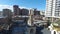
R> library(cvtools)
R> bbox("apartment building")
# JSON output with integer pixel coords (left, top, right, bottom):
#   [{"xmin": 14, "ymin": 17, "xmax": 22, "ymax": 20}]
[{"xmin": 45, "ymin": 0, "xmax": 60, "ymax": 22}]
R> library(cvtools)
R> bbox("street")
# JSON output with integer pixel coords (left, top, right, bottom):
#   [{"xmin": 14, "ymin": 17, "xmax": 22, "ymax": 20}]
[{"xmin": 42, "ymin": 28, "xmax": 51, "ymax": 34}]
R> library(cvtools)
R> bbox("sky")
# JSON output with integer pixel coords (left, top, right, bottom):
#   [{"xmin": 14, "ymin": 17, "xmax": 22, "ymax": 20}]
[{"xmin": 0, "ymin": 0, "xmax": 46, "ymax": 11}]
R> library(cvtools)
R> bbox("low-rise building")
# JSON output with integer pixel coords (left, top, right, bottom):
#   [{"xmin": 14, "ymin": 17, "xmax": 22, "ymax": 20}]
[{"xmin": 0, "ymin": 16, "xmax": 9, "ymax": 23}]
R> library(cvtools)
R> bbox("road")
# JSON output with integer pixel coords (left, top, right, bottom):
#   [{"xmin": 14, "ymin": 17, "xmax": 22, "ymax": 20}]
[
  {"xmin": 36, "ymin": 25, "xmax": 51, "ymax": 34},
  {"xmin": 42, "ymin": 28, "xmax": 51, "ymax": 34}
]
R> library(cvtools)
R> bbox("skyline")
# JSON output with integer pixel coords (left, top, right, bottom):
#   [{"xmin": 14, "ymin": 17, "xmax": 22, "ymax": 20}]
[{"xmin": 0, "ymin": 0, "xmax": 46, "ymax": 11}]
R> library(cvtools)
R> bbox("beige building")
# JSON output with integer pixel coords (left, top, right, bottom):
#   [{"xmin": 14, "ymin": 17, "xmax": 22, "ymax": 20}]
[
  {"xmin": 45, "ymin": 0, "xmax": 60, "ymax": 22},
  {"xmin": 28, "ymin": 9, "xmax": 34, "ymax": 26}
]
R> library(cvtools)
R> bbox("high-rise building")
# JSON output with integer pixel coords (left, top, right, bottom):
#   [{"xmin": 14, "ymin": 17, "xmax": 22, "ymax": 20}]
[
  {"xmin": 45, "ymin": 0, "xmax": 60, "ymax": 22},
  {"xmin": 13, "ymin": 5, "xmax": 20, "ymax": 15},
  {"xmin": 21, "ymin": 8, "xmax": 29, "ymax": 15},
  {"xmin": 19, "ymin": 8, "xmax": 22, "ymax": 15},
  {"xmin": 3, "ymin": 9, "xmax": 12, "ymax": 19},
  {"xmin": 45, "ymin": 0, "xmax": 60, "ymax": 18}
]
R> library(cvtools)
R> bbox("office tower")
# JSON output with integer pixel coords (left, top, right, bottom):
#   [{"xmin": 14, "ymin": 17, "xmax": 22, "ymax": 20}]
[
  {"xmin": 45, "ymin": 0, "xmax": 60, "ymax": 18},
  {"xmin": 3, "ymin": 9, "xmax": 12, "ymax": 18},
  {"xmin": 13, "ymin": 5, "xmax": 19, "ymax": 15},
  {"xmin": 3, "ymin": 9, "xmax": 12, "ymax": 17},
  {"xmin": 21, "ymin": 8, "xmax": 29, "ymax": 15}
]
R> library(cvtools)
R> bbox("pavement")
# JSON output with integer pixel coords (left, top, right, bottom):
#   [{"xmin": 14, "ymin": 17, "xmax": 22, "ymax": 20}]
[
  {"xmin": 42, "ymin": 28, "xmax": 51, "ymax": 34},
  {"xmin": 36, "ymin": 25, "xmax": 51, "ymax": 34}
]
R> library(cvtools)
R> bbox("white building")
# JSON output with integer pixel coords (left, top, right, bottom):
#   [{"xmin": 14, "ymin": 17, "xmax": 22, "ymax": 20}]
[
  {"xmin": 40, "ymin": 11, "xmax": 45, "ymax": 15},
  {"xmin": 45, "ymin": 0, "xmax": 60, "ymax": 18}
]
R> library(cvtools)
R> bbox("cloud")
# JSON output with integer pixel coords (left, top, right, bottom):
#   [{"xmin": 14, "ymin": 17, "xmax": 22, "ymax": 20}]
[
  {"xmin": 0, "ymin": 5, "xmax": 13, "ymax": 11},
  {"xmin": 0, "ymin": 5, "xmax": 30, "ymax": 11},
  {"xmin": 19, "ymin": 6, "xmax": 30, "ymax": 9}
]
